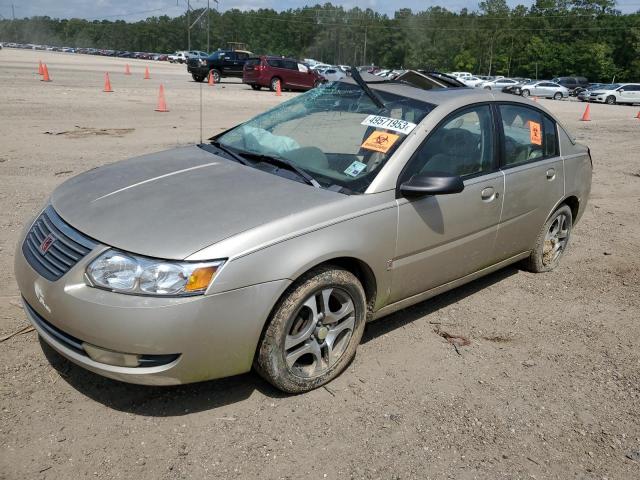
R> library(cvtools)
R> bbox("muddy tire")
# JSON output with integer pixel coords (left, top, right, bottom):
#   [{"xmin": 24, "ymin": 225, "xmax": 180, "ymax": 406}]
[
  {"xmin": 524, "ymin": 205, "xmax": 573, "ymax": 273},
  {"xmin": 255, "ymin": 266, "xmax": 366, "ymax": 393},
  {"xmin": 269, "ymin": 77, "xmax": 282, "ymax": 92}
]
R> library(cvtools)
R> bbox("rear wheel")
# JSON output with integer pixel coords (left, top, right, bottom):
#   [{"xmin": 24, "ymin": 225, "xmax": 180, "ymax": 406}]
[
  {"xmin": 270, "ymin": 77, "xmax": 282, "ymax": 92},
  {"xmin": 255, "ymin": 266, "xmax": 366, "ymax": 393},
  {"xmin": 605, "ymin": 95, "xmax": 616, "ymax": 105},
  {"xmin": 524, "ymin": 205, "xmax": 573, "ymax": 273},
  {"xmin": 553, "ymin": 92, "xmax": 563, "ymax": 100}
]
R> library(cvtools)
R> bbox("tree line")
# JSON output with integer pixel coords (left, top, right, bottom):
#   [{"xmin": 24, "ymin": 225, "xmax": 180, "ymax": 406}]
[{"xmin": 1, "ymin": 0, "xmax": 639, "ymax": 82}]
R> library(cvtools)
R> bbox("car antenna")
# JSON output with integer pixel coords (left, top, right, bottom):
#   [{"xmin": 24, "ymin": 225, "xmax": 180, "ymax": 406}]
[{"xmin": 350, "ymin": 67, "xmax": 385, "ymax": 109}]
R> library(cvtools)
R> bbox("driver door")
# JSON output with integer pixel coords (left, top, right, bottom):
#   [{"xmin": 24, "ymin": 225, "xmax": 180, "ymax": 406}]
[{"xmin": 390, "ymin": 104, "xmax": 504, "ymax": 303}]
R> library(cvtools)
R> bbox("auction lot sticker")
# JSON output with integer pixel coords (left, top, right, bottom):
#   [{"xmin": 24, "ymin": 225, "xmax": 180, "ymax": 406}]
[
  {"xmin": 529, "ymin": 121, "xmax": 542, "ymax": 145},
  {"xmin": 361, "ymin": 115, "xmax": 417, "ymax": 135},
  {"xmin": 361, "ymin": 131, "xmax": 400, "ymax": 153}
]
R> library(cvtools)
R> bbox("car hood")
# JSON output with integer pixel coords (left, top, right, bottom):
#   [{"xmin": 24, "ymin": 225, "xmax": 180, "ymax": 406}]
[{"xmin": 51, "ymin": 146, "xmax": 343, "ymax": 260}]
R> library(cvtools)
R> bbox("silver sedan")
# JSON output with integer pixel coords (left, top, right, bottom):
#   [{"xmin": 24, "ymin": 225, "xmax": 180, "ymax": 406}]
[
  {"xmin": 15, "ymin": 76, "xmax": 592, "ymax": 393},
  {"xmin": 520, "ymin": 81, "xmax": 570, "ymax": 100}
]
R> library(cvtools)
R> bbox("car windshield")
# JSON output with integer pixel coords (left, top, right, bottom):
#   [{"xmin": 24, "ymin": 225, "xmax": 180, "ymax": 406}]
[{"xmin": 215, "ymin": 81, "xmax": 434, "ymax": 193}]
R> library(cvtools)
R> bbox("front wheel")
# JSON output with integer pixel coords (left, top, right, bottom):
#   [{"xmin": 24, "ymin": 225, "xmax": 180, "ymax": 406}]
[
  {"xmin": 553, "ymin": 92, "xmax": 563, "ymax": 100},
  {"xmin": 524, "ymin": 205, "xmax": 573, "ymax": 273},
  {"xmin": 521, "ymin": 89, "xmax": 530, "ymax": 98},
  {"xmin": 192, "ymin": 73, "xmax": 205, "ymax": 82},
  {"xmin": 255, "ymin": 267, "xmax": 367, "ymax": 393},
  {"xmin": 605, "ymin": 95, "xmax": 616, "ymax": 105}
]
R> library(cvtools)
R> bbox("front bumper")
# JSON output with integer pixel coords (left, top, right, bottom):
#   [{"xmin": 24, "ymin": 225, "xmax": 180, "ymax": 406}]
[
  {"xmin": 187, "ymin": 65, "xmax": 208, "ymax": 76},
  {"xmin": 15, "ymin": 236, "xmax": 290, "ymax": 386}
]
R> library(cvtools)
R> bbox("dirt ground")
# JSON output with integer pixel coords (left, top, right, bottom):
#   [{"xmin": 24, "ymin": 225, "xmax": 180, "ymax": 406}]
[{"xmin": 1, "ymin": 48, "xmax": 639, "ymax": 480}]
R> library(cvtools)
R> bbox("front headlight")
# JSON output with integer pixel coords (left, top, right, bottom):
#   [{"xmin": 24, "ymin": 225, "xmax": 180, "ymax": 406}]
[{"xmin": 86, "ymin": 250, "xmax": 225, "ymax": 296}]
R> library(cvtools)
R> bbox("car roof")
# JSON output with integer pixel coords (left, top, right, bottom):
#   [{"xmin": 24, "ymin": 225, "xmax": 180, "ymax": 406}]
[{"xmin": 339, "ymin": 76, "xmax": 560, "ymax": 117}]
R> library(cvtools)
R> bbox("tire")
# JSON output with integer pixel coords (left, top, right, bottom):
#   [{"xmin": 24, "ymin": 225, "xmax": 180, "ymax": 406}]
[
  {"xmin": 270, "ymin": 77, "xmax": 282, "ymax": 92},
  {"xmin": 484, "ymin": 86, "xmax": 491, "ymax": 90},
  {"xmin": 605, "ymin": 95, "xmax": 616, "ymax": 105},
  {"xmin": 521, "ymin": 89, "xmax": 530, "ymax": 98},
  {"xmin": 210, "ymin": 69, "xmax": 221, "ymax": 84},
  {"xmin": 255, "ymin": 266, "xmax": 367, "ymax": 393},
  {"xmin": 313, "ymin": 80, "xmax": 323, "ymax": 88},
  {"xmin": 250, "ymin": 84, "xmax": 261, "ymax": 91},
  {"xmin": 553, "ymin": 92, "xmax": 563, "ymax": 100},
  {"xmin": 524, "ymin": 205, "xmax": 573, "ymax": 273},
  {"xmin": 192, "ymin": 74, "xmax": 205, "ymax": 82}
]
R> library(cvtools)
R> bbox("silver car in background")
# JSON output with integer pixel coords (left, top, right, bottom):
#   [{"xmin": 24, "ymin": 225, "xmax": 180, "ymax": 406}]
[
  {"xmin": 520, "ymin": 81, "xmax": 570, "ymax": 100},
  {"xmin": 15, "ymin": 76, "xmax": 592, "ymax": 393}
]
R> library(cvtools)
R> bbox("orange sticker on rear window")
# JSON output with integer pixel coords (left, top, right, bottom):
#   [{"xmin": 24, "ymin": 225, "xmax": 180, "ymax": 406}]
[
  {"xmin": 361, "ymin": 131, "xmax": 400, "ymax": 153},
  {"xmin": 529, "ymin": 121, "xmax": 542, "ymax": 145}
]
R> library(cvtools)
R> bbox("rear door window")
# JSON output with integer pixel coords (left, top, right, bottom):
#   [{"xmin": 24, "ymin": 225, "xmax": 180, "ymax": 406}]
[
  {"xmin": 283, "ymin": 60, "xmax": 298, "ymax": 70},
  {"xmin": 267, "ymin": 59, "xmax": 284, "ymax": 68},
  {"xmin": 498, "ymin": 104, "xmax": 558, "ymax": 167}
]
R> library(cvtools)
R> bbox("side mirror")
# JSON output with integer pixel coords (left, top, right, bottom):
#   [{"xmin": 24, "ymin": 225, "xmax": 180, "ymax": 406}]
[{"xmin": 399, "ymin": 173, "xmax": 464, "ymax": 197}]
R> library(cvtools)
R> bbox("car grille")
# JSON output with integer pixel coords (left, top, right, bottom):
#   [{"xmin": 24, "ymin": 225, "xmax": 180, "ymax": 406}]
[{"xmin": 22, "ymin": 206, "xmax": 97, "ymax": 281}]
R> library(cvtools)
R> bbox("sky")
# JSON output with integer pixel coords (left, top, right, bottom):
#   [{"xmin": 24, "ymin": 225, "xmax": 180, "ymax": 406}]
[{"xmin": 1, "ymin": 0, "xmax": 639, "ymax": 21}]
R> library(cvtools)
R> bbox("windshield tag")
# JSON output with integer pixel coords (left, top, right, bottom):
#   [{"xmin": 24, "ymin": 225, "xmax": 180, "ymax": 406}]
[
  {"xmin": 361, "ymin": 115, "xmax": 417, "ymax": 135},
  {"xmin": 361, "ymin": 131, "xmax": 400, "ymax": 153},
  {"xmin": 344, "ymin": 160, "xmax": 367, "ymax": 177}
]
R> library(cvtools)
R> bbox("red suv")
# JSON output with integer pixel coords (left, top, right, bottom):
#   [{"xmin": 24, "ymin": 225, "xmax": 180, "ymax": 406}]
[{"xmin": 243, "ymin": 56, "xmax": 324, "ymax": 92}]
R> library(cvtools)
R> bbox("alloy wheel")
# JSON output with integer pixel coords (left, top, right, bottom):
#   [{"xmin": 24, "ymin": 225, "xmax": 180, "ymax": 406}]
[
  {"xmin": 285, "ymin": 287, "xmax": 356, "ymax": 379},
  {"xmin": 543, "ymin": 213, "xmax": 570, "ymax": 265}
]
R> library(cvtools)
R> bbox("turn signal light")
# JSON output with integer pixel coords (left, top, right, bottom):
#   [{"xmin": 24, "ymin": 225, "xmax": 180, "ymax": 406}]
[{"xmin": 185, "ymin": 266, "xmax": 219, "ymax": 292}]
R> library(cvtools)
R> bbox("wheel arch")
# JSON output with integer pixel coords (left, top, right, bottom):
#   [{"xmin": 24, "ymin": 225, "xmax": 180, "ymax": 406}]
[{"xmin": 547, "ymin": 195, "xmax": 580, "ymax": 224}]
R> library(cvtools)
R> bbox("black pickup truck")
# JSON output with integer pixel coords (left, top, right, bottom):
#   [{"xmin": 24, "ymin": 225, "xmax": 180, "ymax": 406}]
[{"xmin": 186, "ymin": 50, "xmax": 253, "ymax": 82}]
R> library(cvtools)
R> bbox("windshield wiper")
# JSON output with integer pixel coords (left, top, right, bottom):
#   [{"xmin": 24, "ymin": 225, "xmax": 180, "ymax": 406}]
[
  {"xmin": 350, "ymin": 67, "xmax": 386, "ymax": 109},
  {"xmin": 240, "ymin": 151, "xmax": 322, "ymax": 188},
  {"xmin": 209, "ymin": 141, "xmax": 252, "ymax": 166}
]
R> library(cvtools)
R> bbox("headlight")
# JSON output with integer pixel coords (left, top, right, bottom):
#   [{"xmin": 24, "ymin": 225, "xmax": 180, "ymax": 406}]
[
  {"xmin": 86, "ymin": 250, "xmax": 225, "ymax": 296},
  {"xmin": 199, "ymin": 59, "xmax": 207, "ymax": 66}
]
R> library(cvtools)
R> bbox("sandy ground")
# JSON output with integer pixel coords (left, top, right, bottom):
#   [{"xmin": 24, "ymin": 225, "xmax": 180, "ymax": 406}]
[{"xmin": 0, "ymin": 48, "xmax": 639, "ymax": 480}]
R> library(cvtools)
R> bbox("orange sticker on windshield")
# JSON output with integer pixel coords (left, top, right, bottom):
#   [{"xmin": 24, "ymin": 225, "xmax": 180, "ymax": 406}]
[
  {"xmin": 529, "ymin": 121, "xmax": 542, "ymax": 145},
  {"xmin": 361, "ymin": 131, "xmax": 400, "ymax": 153}
]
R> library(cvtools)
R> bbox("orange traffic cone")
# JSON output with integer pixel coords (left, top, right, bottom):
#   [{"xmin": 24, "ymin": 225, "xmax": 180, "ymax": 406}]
[
  {"xmin": 155, "ymin": 84, "xmax": 169, "ymax": 112},
  {"xmin": 533, "ymin": 96, "xmax": 538, "ymax": 103},
  {"xmin": 124, "ymin": 64, "xmax": 131, "ymax": 75},
  {"xmin": 276, "ymin": 79, "xmax": 282, "ymax": 96},
  {"xmin": 144, "ymin": 67, "xmax": 150, "ymax": 80},
  {"xmin": 580, "ymin": 104, "xmax": 591, "ymax": 122},
  {"xmin": 103, "ymin": 72, "xmax": 113, "ymax": 92},
  {"xmin": 41, "ymin": 64, "xmax": 51, "ymax": 82},
  {"xmin": 208, "ymin": 72, "xmax": 215, "ymax": 86},
  {"xmin": 635, "ymin": 110, "xmax": 640, "ymax": 120},
  {"xmin": 38, "ymin": 60, "xmax": 44, "ymax": 75}
]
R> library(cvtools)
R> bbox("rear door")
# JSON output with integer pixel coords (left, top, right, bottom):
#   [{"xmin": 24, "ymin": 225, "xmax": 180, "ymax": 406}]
[
  {"xmin": 493, "ymin": 103, "xmax": 565, "ymax": 259},
  {"xmin": 618, "ymin": 84, "xmax": 639, "ymax": 104},
  {"xmin": 390, "ymin": 104, "xmax": 504, "ymax": 303}
]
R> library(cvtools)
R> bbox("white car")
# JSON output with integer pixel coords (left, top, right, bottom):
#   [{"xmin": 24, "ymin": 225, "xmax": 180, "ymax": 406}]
[
  {"xmin": 169, "ymin": 51, "xmax": 189, "ymax": 63},
  {"xmin": 587, "ymin": 83, "xmax": 640, "ymax": 105},
  {"xmin": 480, "ymin": 78, "xmax": 520, "ymax": 90},
  {"xmin": 461, "ymin": 76, "xmax": 485, "ymax": 88},
  {"xmin": 450, "ymin": 71, "xmax": 473, "ymax": 79},
  {"xmin": 320, "ymin": 67, "xmax": 346, "ymax": 82}
]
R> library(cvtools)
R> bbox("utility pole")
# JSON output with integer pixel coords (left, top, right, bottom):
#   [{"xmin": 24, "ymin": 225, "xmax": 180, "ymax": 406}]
[
  {"xmin": 363, "ymin": 26, "xmax": 367, "ymax": 66},
  {"xmin": 12, "ymin": 3, "xmax": 15, "ymax": 20},
  {"xmin": 207, "ymin": 0, "xmax": 210, "ymax": 53},
  {"xmin": 187, "ymin": 0, "xmax": 191, "ymax": 51}
]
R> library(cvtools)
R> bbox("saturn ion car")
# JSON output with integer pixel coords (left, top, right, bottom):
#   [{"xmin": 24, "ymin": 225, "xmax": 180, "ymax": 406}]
[{"xmin": 15, "ymin": 75, "xmax": 592, "ymax": 393}]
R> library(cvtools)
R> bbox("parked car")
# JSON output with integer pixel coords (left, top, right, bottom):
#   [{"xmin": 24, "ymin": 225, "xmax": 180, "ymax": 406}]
[
  {"xmin": 577, "ymin": 83, "xmax": 604, "ymax": 102},
  {"xmin": 15, "ymin": 78, "xmax": 591, "ymax": 393},
  {"xmin": 169, "ymin": 51, "xmax": 189, "ymax": 63},
  {"xmin": 187, "ymin": 50, "xmax": 209, "ymax": 61},
  {"xmin": 319, "ymin": 67, "xmax": 346, "ymax": 82},
  {"xmin": 520, "ymin": 81, "xmax": 570, "ymax": 100},
  {"xmin": 461, "ymin": 76, "xmax": 485, "ymax": 88},
  {"xmin": 243, "ymin": 55, "xmax": 324, "ymax": 91},
  {"xmin": 551, "ymin": 76, "xmax": 589, "ymax": 96},
  {"xmin": 480, "ymin": 78, "xmax": 521, "ymax": 90},
  {"xmin": 450, "ymin": 71, "xmax": 473, "ymax": 79},
  {"xmin": 501, "ymin": 78, "xmax": 531, "ymax": 96},
  {"xmin": 587, "ymin": 83, "xmax": 640, "ymax": 105},
  {"xmin": 187, "ymin": 49, "xmax": 253, "ymax": 83}
]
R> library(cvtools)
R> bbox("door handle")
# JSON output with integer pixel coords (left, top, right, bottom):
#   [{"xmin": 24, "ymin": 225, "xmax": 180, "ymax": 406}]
[
  {"xmin": 546, "ymin": 168, "xmax": 556, "ymax": 180},
  {"xmin": 481, "ymin": 187, "xmax": 497, "ymax": 202}
]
